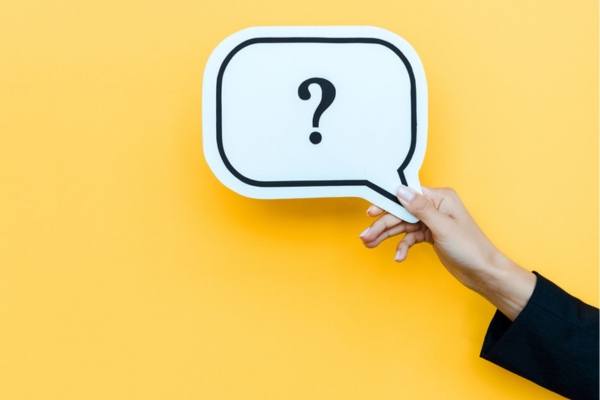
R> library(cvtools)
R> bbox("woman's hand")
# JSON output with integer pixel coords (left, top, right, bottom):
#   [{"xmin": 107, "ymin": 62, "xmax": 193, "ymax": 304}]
[{"xmin": 359, "ymin": 185, "xmax": 536, "ymax": 321}]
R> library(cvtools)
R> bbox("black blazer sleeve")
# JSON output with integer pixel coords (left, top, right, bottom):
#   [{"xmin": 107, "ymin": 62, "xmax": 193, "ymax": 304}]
[{"xmin": 480, "ymin": 272, "xmax": 599, "ymax": 400}]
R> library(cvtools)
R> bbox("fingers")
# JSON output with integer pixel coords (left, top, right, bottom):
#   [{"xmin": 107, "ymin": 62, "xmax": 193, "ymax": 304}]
[
  {"xmin": 361, "ymin": 220, "xmax": 422, "ymax": 248},
  {"xmin": 366, "ymin": 205, "xmax": 385, "ymax": 217},
  {"xmin": 394, "ymin": 229, "xmax": 429, "ymax": 262},
  {"xmin": 361, "ymin": 185, "xmax": 463, "ymax": 264},
  {"xmin": 359, "ymin": 213, "xmax": 400, "ymax": 242}
]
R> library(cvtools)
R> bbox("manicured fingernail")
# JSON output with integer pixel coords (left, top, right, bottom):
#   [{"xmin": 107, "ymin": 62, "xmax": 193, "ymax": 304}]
[
  {"xmin": 395, "ymin": 250, "xmax": 402, "ymax": 262},
  {"xmin": 366, "ymin": 206, "xmax": 375, "ymax": 215},
  {"xmin": 397, "ymin": 185, "xmax": 416, "ymax": 202},
  {"xmin": 359, "ymin": 227, "xmax": 370, "ymax": 238}
]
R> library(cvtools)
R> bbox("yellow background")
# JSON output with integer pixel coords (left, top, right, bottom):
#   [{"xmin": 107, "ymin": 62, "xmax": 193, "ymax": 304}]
[{"xmin": 0, "ymin": 0, "xmax": 597, "ymax": 399}]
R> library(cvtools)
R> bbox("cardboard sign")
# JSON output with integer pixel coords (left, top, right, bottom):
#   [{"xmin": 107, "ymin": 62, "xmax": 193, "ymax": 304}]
[{"xmin": 203, "ymin": 26, "xmax": 427, "ymax": 222}]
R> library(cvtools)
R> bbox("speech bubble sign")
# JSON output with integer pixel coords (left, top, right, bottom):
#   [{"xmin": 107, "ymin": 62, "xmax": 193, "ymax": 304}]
[{"xmin": 203, "ymin": 26, "xmax": 427, "ymax": 222}]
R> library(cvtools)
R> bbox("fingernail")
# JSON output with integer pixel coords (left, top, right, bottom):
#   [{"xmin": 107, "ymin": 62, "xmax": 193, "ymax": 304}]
[
  {"xmin": 359, "ymin": 227, "xmax": 370, "ymax": 238},
  {"xmin": 366, "ymin": 206, "xmax": 375, "ymax": 215},
  {"xmin": 394, "ymin": 250, "xmax": 402, "ymax": 262},
  {"xmin": 397, "ymin": 185, "xmax": 416, "ymax": 202}
]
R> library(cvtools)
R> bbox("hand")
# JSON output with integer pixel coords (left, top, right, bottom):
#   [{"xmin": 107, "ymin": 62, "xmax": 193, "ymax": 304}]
[{"xmin": 359, "ymin": 185, "xmax": 536, "ymax": 321}]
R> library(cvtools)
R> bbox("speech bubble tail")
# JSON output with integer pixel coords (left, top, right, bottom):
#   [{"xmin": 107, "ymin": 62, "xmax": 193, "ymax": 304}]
[
  {"xmin": 385, "ymin": 200, "xmax": 419, "ymax": 223},
  {"xmin": 365, "ymin": 172, "xmax": 421, "ymax": 222},
  {"xmin": 362, "ymin": 188, "xmax": 418, "ymax": 223}
]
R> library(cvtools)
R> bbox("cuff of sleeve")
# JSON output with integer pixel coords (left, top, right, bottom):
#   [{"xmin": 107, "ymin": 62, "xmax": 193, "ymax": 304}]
[{"xmin": 479, "ymin": 271, "xmax": 599, "ymax": 399}]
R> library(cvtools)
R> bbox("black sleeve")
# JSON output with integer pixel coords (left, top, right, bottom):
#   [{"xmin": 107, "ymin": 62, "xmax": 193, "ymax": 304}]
[{"xmin": 480, "ymin": 272, "xmax": 599, "ymax": 400}]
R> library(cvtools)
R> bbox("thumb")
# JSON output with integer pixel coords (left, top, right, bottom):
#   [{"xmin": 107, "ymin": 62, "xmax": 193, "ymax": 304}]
[{"xmin": 397, "ymin": 185, "xmax": 448, "ymax": 234}]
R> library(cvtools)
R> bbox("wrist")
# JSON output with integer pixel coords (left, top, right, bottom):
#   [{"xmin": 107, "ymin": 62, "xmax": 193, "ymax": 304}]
[{"xmin": 470, "ymin": 251, "xmax": 537, "ymax": 321}]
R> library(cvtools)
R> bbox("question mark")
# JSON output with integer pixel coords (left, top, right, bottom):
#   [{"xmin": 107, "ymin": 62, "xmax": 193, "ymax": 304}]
[{"xmin": 298, "ymin": 78, "xmax": 336, "ymax": 144}]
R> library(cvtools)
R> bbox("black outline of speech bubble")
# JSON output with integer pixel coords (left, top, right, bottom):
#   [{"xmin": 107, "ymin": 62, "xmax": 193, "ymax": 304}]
[{"xmin": 215, "ymin": 37, "xmax": 418, "ymax": 206}]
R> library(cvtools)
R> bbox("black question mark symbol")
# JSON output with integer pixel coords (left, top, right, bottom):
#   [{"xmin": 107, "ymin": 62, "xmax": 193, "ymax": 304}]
[{"xmin": 298, "ymin": 78, "xmax": 336, "ymax": 144}]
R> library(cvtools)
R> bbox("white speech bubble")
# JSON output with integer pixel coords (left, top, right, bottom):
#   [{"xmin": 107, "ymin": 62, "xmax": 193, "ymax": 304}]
[{"xmin": 203, "ymin": 26, "xmax": 427, "ymax": 222}]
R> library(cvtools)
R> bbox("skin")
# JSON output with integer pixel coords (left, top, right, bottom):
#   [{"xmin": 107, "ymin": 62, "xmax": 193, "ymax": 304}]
[{"xmin": 359, "ymin": 185, "xmax": 537, "ymax": 321}]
